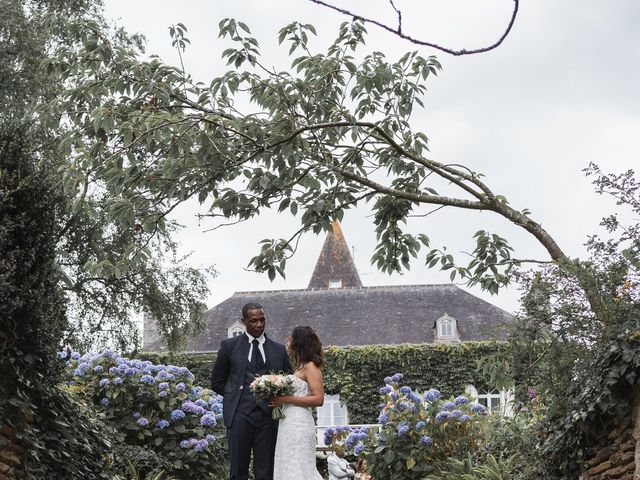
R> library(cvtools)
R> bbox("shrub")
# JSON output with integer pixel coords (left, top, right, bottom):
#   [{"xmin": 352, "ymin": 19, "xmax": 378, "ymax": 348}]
[
  {"xmin": 325, "ymin": 373, "xmax": 490, "ymax": 479},
  {"xmin": 62, "ymin": 350, "xmax": 227, "ymax": 479}
]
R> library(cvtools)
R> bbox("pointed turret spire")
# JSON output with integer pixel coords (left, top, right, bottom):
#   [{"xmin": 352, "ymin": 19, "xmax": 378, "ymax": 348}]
[{"xmin": 308, "ymin": 223, "xmax": 362, "ymax": 289}]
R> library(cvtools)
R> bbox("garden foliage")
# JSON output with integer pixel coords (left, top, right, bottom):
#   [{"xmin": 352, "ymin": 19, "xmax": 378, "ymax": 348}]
[
  {"xmin": 324, "ymin": 373, "xmax": 496, "ymax": 479},
  {"xmin": 63, "ymin": 350, "xmax": 228, "ymax": 479}
]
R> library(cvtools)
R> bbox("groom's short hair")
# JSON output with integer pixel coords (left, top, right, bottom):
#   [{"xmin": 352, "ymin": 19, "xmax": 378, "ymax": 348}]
[{"xmin": 242, "ymin": 302, "xmax": 264, "ymax": 319}]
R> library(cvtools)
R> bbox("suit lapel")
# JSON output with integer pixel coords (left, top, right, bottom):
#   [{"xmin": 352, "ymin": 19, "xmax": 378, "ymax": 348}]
[
  {"xmin": 235, "ymin": 334, "xmax": 250, "ymax": 378},
  {"xmin": 263, "ymin": 337, "xmax": 276, "ymax": 372}
]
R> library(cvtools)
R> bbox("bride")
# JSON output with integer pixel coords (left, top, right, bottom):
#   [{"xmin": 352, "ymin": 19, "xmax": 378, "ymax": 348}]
[{"xmin": 270, "ymin": 326, "xmax": 325, "ymax": 480}]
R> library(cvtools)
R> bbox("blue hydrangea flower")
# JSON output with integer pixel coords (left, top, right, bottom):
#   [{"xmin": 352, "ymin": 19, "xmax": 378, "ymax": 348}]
[
  {"xmin": 179, "ymin": 439, "xmax": 191, "ymax": 449},
  {"xmin": 397, "ymin": 422, "xmax": 409, "ymax": 437},
  {"xmin": 211, "ymin": 403, "xmax": 222, "ymax": 414},
  {"xmin": 93, "ymin": 365, "xmax": 104, "ymax": 373},
  {"xmin": 133, "ymin": 411, "xmax": 141, "ymax": 418},
  {"xmin": 471, "ymin": 403, "xmax": 488, "ymax": 415},
  {"xmin": 379, "ymin": 386, "xmax": 392, "ymax": 395},
  {"xmin": 420, "ymin": 435, "xmax": 433, "ymax": 446},
  {"xmin": 384, "ymin": 376, "xmax": 393, "ymax": 384},
  {"xmin": 136, "ymin": 417, "xmax": 149, "ymax": 427},
  {"xmin": 424, "ymin": 389, "xmax": 441, "ymax": 402},
  {"xmin": 354, "ymin": 443, "xmax": 365, "ymax": 455},
  {"xmin": 391, "ymin": 373, "xmax": 403, "ymax": 383},
  {"xmin": 200, "ymin": 414, "xmax": 217, "ymax": 427},
  {"xmin": 459, "ymin": 414, "xmax": 471, "ymax": 422},
  {"xmin": 454, "ymin": 395, "xmax": 470, "ymax": 406},
  {"xmin": 125, "ymin": 368, "xmax": 137, "ymax": 376},
  {"xmin": 159, "ymin": 390, "xmax": 168, "ymax": 398},
  {"xmin": 140, "ymin": 375, "xmax": 155, "ymax": 385},
  {"xmin": 206, "ymin": 434, "xmax": 216, "ymax": 443},
  {"xmin": 398, "ymin": 402, "xmax": 408, "ymax": 412},
  {"xmin": 435, "ymin": 411, "xmax": 449, "ymax": 423},
  {"xmin": 113, "ymin": 377, "xmax": 123, "ymax": 385},
  {"xmin": 99, "ymin": 378, "xmax": 110, "ymax": 387},
  {"xmin": 100, "ymin": 398, "xmax": 109, "ymax": 406},
  {"xmin": 389, "ymin": 392, "xmax": 399, "ymax": 401},
  {"xmin": 195, "ymin": 399, "xmax": 208, "ymax": 408},
  {"xmin": 171, "ymin": 409, "xmax": 186, "ymax": 421},
  {"xmin": 415, "ymin": 421, "xmax": 426, "ymax": 431},
  {"xmin": 442, "ymin": 401, "xmax": 455, "ymax": 411},
  {"xmin": 157, "ymin": 419, "xmax": 170, "ymax": 429},
  {"xmin": 71, "ymin": 352, "xmax": 81, "ymax": 360},
  {"xmin": 451, "ymin": 409, "xmax": 463, "ymax": 418},
  {"xmin": 399, "ymin": 386, "xmax": 412, "ymax": 395},
  {"xmin": 194, "ymin": 439, "xmax": 209, "ymax": 452},
  {"xmin": 378, "ymin": 411, "xmax": 390, "ymax": 424},
  {"xmin": 108, "ymin": 367, "xmax": 119, "ymax": 374},
  {"xmin": 176, "ymin": 382, "xmax": 186, "ymax": 392},
  {"xmin": 58, "ymin": 350, "xmax": 68, "ymax": 359},
  {"xmin": 182, "ymin": 401, "xmax": 205, "ymax": 415},
  {"xmin": 410, "ymin": 393, "xmax": 422, "ymax": 404}
]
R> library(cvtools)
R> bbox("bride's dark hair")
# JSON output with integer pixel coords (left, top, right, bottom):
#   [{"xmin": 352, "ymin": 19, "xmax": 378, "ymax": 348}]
[{"xmin": 289, "ymin": 326, "xmax": 324, "ymax": 369}]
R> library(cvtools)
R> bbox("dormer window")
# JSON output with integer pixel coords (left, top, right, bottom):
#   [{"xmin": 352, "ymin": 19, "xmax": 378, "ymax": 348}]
[
  {"xmin": 227, "ymin": 321, "xmax": 245, "ymax": 338},
  {"xmin": 440, "ymin": 318, "xmax": 453, "ymax": 338},
  {"xmin": 328, "ymin": 280, "xmax": 343, "ymax": 289},
  {"xmin": 434, "ymin": 314, "xmax": 460, "ymax": 343}
]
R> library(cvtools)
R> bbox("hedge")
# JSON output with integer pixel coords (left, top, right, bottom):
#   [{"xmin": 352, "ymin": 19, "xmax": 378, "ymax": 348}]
[{"xmin": 139, "ymin": 341, "xmax": 508, "ymax": 424}]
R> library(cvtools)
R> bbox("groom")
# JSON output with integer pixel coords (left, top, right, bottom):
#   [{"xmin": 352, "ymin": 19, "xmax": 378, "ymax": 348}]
[{"xmin": 211, "ymin": 302, "xmax": 292, "ymax": 480}]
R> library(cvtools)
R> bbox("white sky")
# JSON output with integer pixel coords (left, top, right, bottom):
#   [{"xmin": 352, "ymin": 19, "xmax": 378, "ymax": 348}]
[{"xmin": 103, "ymin": 0, "xmax": 640, "ymax": 315}]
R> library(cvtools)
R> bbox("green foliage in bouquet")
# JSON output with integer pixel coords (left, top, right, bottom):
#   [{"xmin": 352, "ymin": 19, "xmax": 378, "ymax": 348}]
[
  {"xmin": 325, "ymin": 373, "xmax": 491, "ymax": 479},
  {"xmin": 62, "ymin": 350, "xmax": 227, "ymax": 479}
]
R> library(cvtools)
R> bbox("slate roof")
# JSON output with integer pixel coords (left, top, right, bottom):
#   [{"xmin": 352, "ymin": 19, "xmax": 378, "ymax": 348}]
[
  {"xmin": 308, "ymin": 223, "xmax": 362, "ymax": 289},
  {"xmin": 145, "ymin": 284, "xmax": 512, "ymax": 352}
]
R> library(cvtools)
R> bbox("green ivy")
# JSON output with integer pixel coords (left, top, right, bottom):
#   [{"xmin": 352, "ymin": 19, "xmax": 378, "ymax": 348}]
[{"xmin": 143, "ymin": 342, "xmax": 508, "ymax": 424}]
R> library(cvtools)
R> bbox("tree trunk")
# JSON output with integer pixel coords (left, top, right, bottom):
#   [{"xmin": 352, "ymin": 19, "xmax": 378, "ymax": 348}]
[{"xmin": 633, "ymin": 384, "xmax": 640, "ymax": 479}]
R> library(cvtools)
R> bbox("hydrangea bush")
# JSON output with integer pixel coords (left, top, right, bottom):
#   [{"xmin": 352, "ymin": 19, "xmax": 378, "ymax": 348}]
[
  {"xmin": 60, "ymin": 349, "xmax": 226, "ymax": 479},
  {"xmin": 324, "ymin": 373, "xmax": 490, "ymax": 479}
]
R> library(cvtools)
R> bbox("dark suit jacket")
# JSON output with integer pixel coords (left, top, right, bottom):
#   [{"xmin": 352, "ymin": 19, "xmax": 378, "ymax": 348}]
[{"xmin": 211, "ymin": 334, "xmax": 292, "ymax": 428}]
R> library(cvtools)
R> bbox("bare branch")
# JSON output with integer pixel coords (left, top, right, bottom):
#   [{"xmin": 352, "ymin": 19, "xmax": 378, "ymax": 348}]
[{"xmin": 307, "ymin": 0, "xmax": 519, "ymax": 56}]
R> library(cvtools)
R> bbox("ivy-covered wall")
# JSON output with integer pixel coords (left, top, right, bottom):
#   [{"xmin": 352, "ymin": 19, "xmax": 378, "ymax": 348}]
[{"xmin": 139, "ymin": 342, "xmax": 508, "ymax": 424}]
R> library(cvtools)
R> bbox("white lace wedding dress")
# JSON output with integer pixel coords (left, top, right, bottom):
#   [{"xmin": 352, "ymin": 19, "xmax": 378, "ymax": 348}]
[{"xmin": 273, "ymin": 375, "xmax": 323, "ymax": 480}]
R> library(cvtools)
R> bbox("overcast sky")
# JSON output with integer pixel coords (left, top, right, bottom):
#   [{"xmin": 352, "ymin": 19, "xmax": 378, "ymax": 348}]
[{"xmin": 103, "ymin": 0, "xmax": 639, "ymax": 315}]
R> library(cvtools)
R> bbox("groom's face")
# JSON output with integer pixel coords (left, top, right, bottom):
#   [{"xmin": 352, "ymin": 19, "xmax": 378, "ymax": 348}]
[{"xmin": 242, "ymin": 308, "xmax": 266, "ymax": 338}]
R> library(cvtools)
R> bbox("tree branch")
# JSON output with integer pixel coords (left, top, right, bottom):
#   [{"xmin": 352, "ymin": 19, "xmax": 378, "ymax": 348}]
[{"xmin": 307, "ymin": 0, "xmax": 519, "ymax": 56}]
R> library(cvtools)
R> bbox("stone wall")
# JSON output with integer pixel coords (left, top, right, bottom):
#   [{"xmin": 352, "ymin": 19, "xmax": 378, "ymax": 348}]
[
  {"xmin": 580, "ymin": 419, "xmax": 636, "ymax": 480},
  {"xmin": 0, "ymin": 426, "xmax": 23, "ymax": 480}
]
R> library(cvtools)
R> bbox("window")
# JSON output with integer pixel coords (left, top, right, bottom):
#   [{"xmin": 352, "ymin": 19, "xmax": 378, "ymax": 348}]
[
  {"xmin": 227, "ymin": 321, "xmax": 245, "ymax": 338},
  {"xmin": 316, "ymin": 394, "xmax": 349, "ymax": 446},
  {"xmin": 328, "ymin": 280, "xmax": 343, "ymax": 289},
  {"xmin": 317, "ymin": 394, "xmax": 348, "ymax": 426},
  {"xmin": 434, "ymin": 314, "xmax": 458, "ymax": 343},
  {"xmin": 477, "ymin": 389, "xmax": 502, "ymax": 413},
  {"xmin": 439, "ymin": 319, "xmax": 453, "ymax": 337},
  {"xmin": 466, "ymin": 385, "xmax": 514, "ymax": 416}
]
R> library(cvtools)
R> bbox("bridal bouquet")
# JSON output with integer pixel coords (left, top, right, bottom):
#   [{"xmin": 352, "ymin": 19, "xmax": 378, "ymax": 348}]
[{"xmin": 250, "ymin": 374, "xmax": 294, "ymax": 420}]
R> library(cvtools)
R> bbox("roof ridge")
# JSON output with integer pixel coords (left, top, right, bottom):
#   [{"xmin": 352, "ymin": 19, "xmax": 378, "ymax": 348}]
[{"xmin": 232, "ymin": 283, "xmax": 458, "ymax": 295}]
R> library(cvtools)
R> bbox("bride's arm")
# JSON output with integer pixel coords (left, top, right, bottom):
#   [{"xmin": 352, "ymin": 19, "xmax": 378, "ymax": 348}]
[{"xmin": 269, "ymin": 363, "xmax": 324, "ymax": 408}]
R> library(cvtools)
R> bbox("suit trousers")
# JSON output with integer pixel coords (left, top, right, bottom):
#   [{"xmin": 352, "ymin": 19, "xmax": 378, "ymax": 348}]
[{"xmin": 227, "ymin": 407, "xmax": 277, "ymax": 480}]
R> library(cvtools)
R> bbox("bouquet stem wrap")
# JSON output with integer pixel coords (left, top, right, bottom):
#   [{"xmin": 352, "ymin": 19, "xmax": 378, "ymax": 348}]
[{"xmin": 250, "ymin": 374, "xmax": 294, "ymax": 420}]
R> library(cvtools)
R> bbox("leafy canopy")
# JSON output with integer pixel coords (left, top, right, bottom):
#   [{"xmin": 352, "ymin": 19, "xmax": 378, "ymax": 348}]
[{"xmin": 46, "ymin": 17, "xmax": 563, "ymax": 296}]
